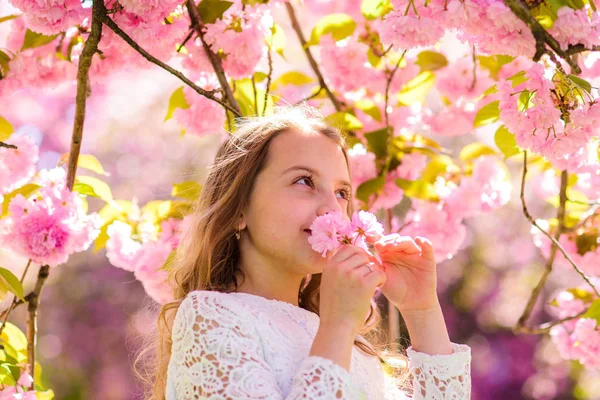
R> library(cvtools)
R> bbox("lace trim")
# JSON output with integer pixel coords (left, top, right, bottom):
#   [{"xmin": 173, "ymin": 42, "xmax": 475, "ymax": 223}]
[{"xmin": 406, "ymin": 343, "xmax": 471, "ymax": 400}]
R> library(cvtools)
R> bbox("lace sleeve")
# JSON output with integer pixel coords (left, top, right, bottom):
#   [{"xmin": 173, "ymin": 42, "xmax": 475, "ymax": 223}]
[
  {"xmin": 394, "ymin": 343, "xmax": 471, "ymax": 400},
  {"xmin": 168, "ymin": 291, "xmax": 367, "ymax": 400}
]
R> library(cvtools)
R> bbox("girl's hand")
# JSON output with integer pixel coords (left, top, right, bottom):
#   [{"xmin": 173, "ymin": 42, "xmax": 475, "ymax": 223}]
[
  {"xmin": 369, "ymin": 234, "xmax": 439, "ymax": 312},
  {"xmin": 319, "ymin": 245, "xmax": 387, "ymax": 334}
]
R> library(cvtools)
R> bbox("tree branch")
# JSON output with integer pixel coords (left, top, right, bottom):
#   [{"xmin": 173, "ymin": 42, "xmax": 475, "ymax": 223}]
[
  {"xmin": 0, "ymin": 259, "xmax": 31, "ymax": 339},
  {"xmin": 514, "ymin": 151, "xmax": 599, "ymax": 338},
  {"xmin": 99, "ymin": 13, "xmax": 242, "ymax": 117},
  {"xmin": 503, "ymin": 0, "xmax": 581, "ymax": 74},
  {"xmin": 262, "ymin": 47, "xmax": 273, "ymax": 116},
  {"xmin": 185, "ymin": 0, "xmax": 241, "ymax": 116},
  {"xmin": 285, "ymin": 2, "xmax": 343, "ymax": 112},
  {"xmin": 514, "ymin": 164, "xmax": 567, "ymax": 334},
  {"xmin": 0, "ymin": 141, "xmax": 17, "ymax": 149}
]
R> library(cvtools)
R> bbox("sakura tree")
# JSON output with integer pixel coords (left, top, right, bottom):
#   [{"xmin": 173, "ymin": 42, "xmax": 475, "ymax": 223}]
[{"xmin": 1, "ymin": 0, "xmax": 600, "ymax": 397}]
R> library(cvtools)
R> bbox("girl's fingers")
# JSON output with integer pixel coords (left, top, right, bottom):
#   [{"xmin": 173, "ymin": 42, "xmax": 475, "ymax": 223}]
[
  {"xmin": 375, "ymin": 236, "xmax": 421, "ymax": 254},
  {"xmin": 414, "ymin": 236, "xmax": 434, "ymax": 259}
]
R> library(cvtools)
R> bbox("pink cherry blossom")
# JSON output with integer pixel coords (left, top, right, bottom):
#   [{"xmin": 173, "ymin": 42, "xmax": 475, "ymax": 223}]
[
  {"xmin": 0, "ymin": 167, "xmax": 102, "ymax": 267},
  {"xmin": 173, "ymin": 74, "xmax": 226, "ymax": 137},
  {"xmin": 400, "ymin": 200, "xmax": 466, "ymax": 263},
  {"xmin": 308, "ymin": 211, "xmax": 350, "ymax": 257},
  {"xmin": 550, "ymin": 318, "xmax": 600, "ymax": 368},
  {"xmin": 8, "ymin": 0, "xmax": 88, "ymax": 35},
  {"xmin": 549, "ymin": 7, "xmax": 600, "ymax": 51},
  {"xmin": 0, "ymin": 134, "xmax": 39, "ymax": 195},
  {"xmin": 117, "ymin": 0, "xmax": 182, "ymax": 20},
  {"xmin": 202, "ymin": 3, "xmax": 272, "ymax": 79}
]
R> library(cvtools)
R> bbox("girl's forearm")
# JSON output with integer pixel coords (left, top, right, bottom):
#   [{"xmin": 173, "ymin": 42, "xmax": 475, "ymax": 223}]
[{"xmin": 398, "ymin": 301, "xmax": 453, "ymax": 355}]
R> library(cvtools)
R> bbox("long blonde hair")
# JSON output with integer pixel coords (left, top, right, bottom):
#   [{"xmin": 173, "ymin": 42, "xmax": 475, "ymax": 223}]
[{"xmin": 134, "ymin": 105, "xmax": 409, "ymax": 399}]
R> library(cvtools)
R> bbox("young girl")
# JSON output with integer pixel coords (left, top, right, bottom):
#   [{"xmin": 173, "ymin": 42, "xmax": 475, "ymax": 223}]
[{"xmin": 138, "ymin": 106, "xmax": 471, "ymax": 399}]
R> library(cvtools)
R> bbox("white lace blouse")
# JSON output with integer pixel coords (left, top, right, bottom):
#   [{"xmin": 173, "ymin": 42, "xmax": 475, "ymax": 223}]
[{"xmin": 165, "ymin": 290, "xmax": 471, "ymax": 399}]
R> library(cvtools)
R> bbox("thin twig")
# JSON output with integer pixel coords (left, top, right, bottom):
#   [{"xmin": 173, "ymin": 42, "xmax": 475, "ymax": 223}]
[
  {"xmin": 515, "ymin": 309, "xmax": 588, "ymax": 335},
  {"xmin": 99, "ymin": 14, "xmax": 240, "ymax": 117},
  {"xmin": 285, "ymin": 2, "xmax": 343, "ymax": 112},
  {"xmin": 177, "ymin": 29, "xmax": 195, "ymax": 53},
  {"xmin": 470, "ymin": 44, "xmax": 477, "ymax": 91},
  {"xmin": 25, "ymin": 264, "xmax": 49, "ymax": 390},
  {"xmin": 293, "ymin": 86, "xmax": 324, "ymax": 106},
  {"xmin": 0, "ymin": 259, "xmax": 32, "ymax": 338},
  {"xmin": 519, "ymin": 152, "xmax": 599, "ymax": 296},
  {"xmin": 514, "ymin": 166, "xmax": 567, "ymax": 334},
  {"xmin": 0, "ymin": 142, "xmax": 17, "ymax": 149},
  {"xmin": 251, "ymin": 74, "xmax": 258, "ymax": 115},
  {"xmin": 185, "ymin": 0, "xmax": 241, "ymax": 115},
  {"xmin": 262, "ymin": 47, "xmax": 273, "ymax": 116},
  {"xmin": 385, "ymin": 50, "xmax": 407, "ymax": 131}
]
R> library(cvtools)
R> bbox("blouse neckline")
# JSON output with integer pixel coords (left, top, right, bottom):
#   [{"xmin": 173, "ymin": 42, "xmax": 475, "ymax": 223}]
[{"xmin": 227, "ymin": 291, "xmax": 320, "ymax": 319}]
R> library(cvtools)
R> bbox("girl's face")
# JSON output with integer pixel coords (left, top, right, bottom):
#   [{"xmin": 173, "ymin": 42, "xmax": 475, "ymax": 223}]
[{"xmin": 240, "ymin": 128, "xmax": 352, "ymax": 276}]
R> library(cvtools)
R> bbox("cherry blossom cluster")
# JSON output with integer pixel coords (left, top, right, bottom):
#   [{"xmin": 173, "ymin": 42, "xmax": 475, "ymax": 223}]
[
  {"xmin": 548, "ymin": 287, "xmax": 600, "ymax": 369},
  {"xmin": 106, "ymin": 213, "xmax": 191, "ymax": 304},
  {"xmin": 307, "ymin": 210, "xmax": 384, "ymax": 257},
  {"xmin": 0, "ymin": 167, "xmax": 102, "ymax": 267}
]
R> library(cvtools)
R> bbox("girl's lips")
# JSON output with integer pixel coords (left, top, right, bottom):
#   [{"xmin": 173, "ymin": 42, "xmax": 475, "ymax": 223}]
[{"xmin": 304, "ymin": 229, "xmax": 312, "ymax": 235}]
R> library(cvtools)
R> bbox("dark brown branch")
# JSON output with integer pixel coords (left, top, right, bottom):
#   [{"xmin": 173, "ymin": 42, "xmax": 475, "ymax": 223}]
[
  {"xmin": 293, "ymin": 86, "xmax": 324, "ymax": 105},
  {"xmin": 503, "ymin": 0, "xmax": 581, "ymax": 74},
  {"xmin": 0, "ymin": 141, "xmax": 17, "ymax": 149},
  {"xmin": 177, "ymin": 29, "xmax": 195, "ymax": 53},
  {"xmin": 185, "ymin": 0, "xmax": 241, "ymax": 115},
  {"xmin": 25, "ymin": 264, "xmax": 49, "ymax": 390},
  {"xmin": 99, "ymin": 14, "xmax": 241, "ymax": 117},
  {"xmin": 285, "ymin": 2, "xmax": 343, "ymax": 112},
  {"xmin": 262, "ymin": 47, "xmax": 273, "ymax": 116},
  {"xmin": 0, "ymin": 259, "xmax": 31, "ymax": 339},
  {"xmin": 514, "ymin": 164, "xmax": 567, "ymax": 334},
  {"xmin": 514, "ymin": 151, "xmax": 599, "ymax": 338},
  {"xmin": 566, "ymin": 44, "xmax": 600, "ymax": 55},
  {"xmin": 470, "ymin": 44, "xmax": 477, "ymax": 91}
]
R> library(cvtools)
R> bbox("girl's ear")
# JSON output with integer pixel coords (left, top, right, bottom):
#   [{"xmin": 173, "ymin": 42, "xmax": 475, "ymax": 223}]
[{"xmin": 238, "ymin": 213, "xmax": 246, "ymax": 231}]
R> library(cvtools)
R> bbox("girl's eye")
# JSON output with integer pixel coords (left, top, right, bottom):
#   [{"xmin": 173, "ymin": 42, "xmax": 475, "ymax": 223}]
[{"xmin": 296, "ymin": 175, "xmax": 351, "ymax": 201}]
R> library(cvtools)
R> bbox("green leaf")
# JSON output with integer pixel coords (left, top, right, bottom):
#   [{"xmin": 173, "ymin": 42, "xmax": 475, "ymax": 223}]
[
  {"xmin": 575, "ymin": 231, "xmax": 598, "ymax": 255},
  {"xmin": 483, "ymin": 84, "xmax": 498, "ymax": 96},
  {"xmin": 74, "ymin": 176, "xmax": 113, "ymax": 203},
  {"xmin": 271, "ymin": 71, "xmax": 314, "ymax": 91},
  {"xmin": 165, "ymin": 86, "xmax": 190, "ymax": 122},
  {"xmin": 415, "ymin": 51, "xmax": 448, "ymax": 72},
  {"xmin": 77, "ymin": 154, "xmax": 109, "ymax": 176},
  {"xmin": 568, "ymin": 74, "xmax": 592, "ymax": 94},
  {"xmin": 364, "ymin": 128, "xmax": 388, "ymax": 158},
  {"xmin": 396, "ymin": 179, "xmax": 438, "ymax": 201},
  {"xmin": 355, "ymin": 99, "xmax": 382, "ymax": 122},
  {"xmin": 0, "ymin": 50, "xmax": 10, "ymax": 77},
  {"xmin": 325, "ymin": 112, "xmax": 363, "ymax": 132},
  {"xmin": 1, "ymin": 183, "xmax": 41, "ymax": 217},
  {"xmin": 518, "ymin": 89, "xmax": 536, "ymax": 111},
  {"xmin": 421, "ymin": 155, "xmax": 454, "ymax": 183},
  {"xmin": 459, "ymin": 143, "xmax": 498, "ymax": 162},
  {"xmin": 474, "ymin": 100, "xmax": 500, "ymax": 127},
  {"xmin": 172, "ymin": 181, "xmax": 202, "ymax": 201},
  {"xmin": 0, "ymin": 268, "xmax": 24, "ymax": 302},
  {"xmin": 582, "ymin": 299, "xmax": 600, "ymax": 325},
  {"xmin": 197, "ymin": 0, "xmax": 233, "ymax": 24},
  {"xmin": 21, "ymin": 29, "xmax": 58, "ymax": 51},
  {"xmin": 356, "ymin": 176, "xmax": 385, "ymax": 204},
  {"xmin": 360, "ymin": 0, "xmax": 393, "ymax": 20},
  {"xmin": 396, "ymin": 71, "xmax": 435, "ymax": 105},
  {"xmin": 0, "ymin": 322, "xmax": 28, "ymax": 360},
  {"xmin": 0, "ymin": 116, "xmax": 13, "ymax": 141},
  {"xmin": 267, "ymin": 23, "xmax": 286, "ymax": 59},
  {"xmin": 494, "ymin": 125, "xmax": 521, "ymax": 159},
  {"xmin": 506, "ymin": 70, "xmax": 529, "ymax": 87},
  {"xmin": 0, "ymin": 15, "xmax": 19, "ymax": 24},
  {"xmin": 367, "ymin": 48, "xmax": 382, "ymax": 68},
  {"xmin": 477, "ymin": 54, "xmax": 515, "ymax": 80},
  {"xmin": 233, "ymin": 78, "xmax": 274, "ymax": 116},
  {"xmin": 307, "ymin": 13, "xmax": 356, "ymax": 46},
  {"xmin": 35, "ymin": 389, "xmax": 55, "ymax": 400}
]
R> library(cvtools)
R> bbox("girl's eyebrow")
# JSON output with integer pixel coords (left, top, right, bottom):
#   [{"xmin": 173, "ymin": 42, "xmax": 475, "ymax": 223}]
[{"xmin": 282, "ymin": 165, "xmax": 352, "ymax": 188}]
